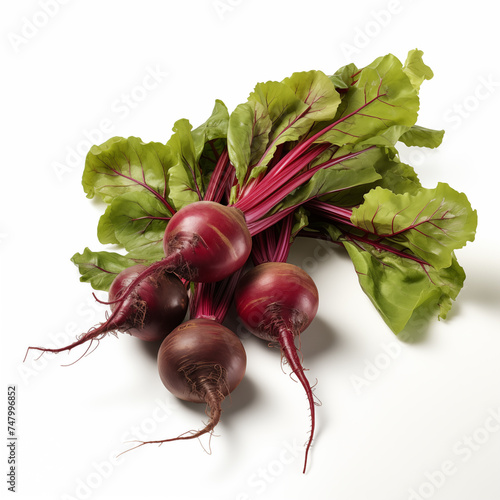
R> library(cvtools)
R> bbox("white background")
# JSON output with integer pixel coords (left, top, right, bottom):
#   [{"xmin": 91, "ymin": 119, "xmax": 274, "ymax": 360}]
[{"xmin": 1, "ymin": 1, "xmax": 499, "ymax": 499}]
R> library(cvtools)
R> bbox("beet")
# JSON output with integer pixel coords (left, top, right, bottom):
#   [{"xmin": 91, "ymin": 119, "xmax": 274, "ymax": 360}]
[
  {"xmin": 162, "ymin": 201, "xmax": 252, "ymax": 283},
  {"xmin": 126, "ymin": 318, "xmax": 246, "ymax": 448},
  {"xmin": 25, "ymin": 265, "xmax": 188, "ymax": 358},
  {"xmin": 235, "ymin": 262, "xmax": 319, "ymax": 473}
]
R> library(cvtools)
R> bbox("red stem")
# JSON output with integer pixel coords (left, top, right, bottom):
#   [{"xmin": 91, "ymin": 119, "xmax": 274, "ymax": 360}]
[
  {"xmin": 190, "ymin": 268, "xmax": 243, "ymax": 324},
  {"xmin": 234, "ymin": 143, "xmax": 329, "ymax": 214},
  {"xmin": 204, "ymin": 149, "xmax": 230, "ymax": 203},
  {"xmin": 242, "ymin": 146, "xmax": 375, "ymax": 225},
  {"xmin": 251, "ymin": 213, "xmax": 293, "ymax": 265}
]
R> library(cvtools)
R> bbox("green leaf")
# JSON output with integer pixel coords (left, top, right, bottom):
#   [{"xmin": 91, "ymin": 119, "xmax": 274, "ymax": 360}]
[
  {"xmin": 167, "ymin": 123, "xmax": 213, "ymax": 209},
  {"xmin": 191, "ymin": 99, "xmax": 229, "ymax": 161},
  {"xmin": 399, "ymin": 125, "xmax": 445, "ymax": 149},
  {"xmin": 96, "ymin": 204, "xmax": 121, "ymax": 245},
  {"xmin": 319, "ymin": 53, "xmax": 420, "ymax": 147},
  {"xmin": 343, "ymin": 241, "xmax": 466, "ymax": 333},
  {"xmin": 368, "ymin": 149, "xmax": 421, "ymax": 195},
  {"xmin": 329, "ymin": 63, "xmax": 358, "ymax": 89},
  {"xmin": 82, "ymin": 137, "xmax": 175, "ymax": 210},
  {"xmin": 246, "ymin": 72, "xmax": 341, "ymax": 175},
  {"xmin": 166, "ymin": 103, "xmax": 230, "ymax": 209},
  {"xmin": 282, "ymin": 70, "xmax": 341, "ymax": 123},
  {"xmin": 97, "ymin": 191, "xmax": 171, "ymax": 253},
  {"xmin": 71, "ymin": 248, "xmax": 151, "ymax": 291},
  {"xmin": 403, "ymin": 49, "xmax": 434, "ymax": 91},
  {"xmin": 248, "ymin": 80, "xmax": 306, "ymax": 142},
  {"xmin": 227, "ymin": 100, "xmax": 272, "ymax": 185},
  {"xmin": 291, "ymin": 207, "xmax": 309, "ymax": 239},
  {"xmin": 351, "ymin": 183, "xmax": 478, "ymax": 269},
  {"xmin": 308, "ymin": 146, "xmax": 420, "ymax": 207}
]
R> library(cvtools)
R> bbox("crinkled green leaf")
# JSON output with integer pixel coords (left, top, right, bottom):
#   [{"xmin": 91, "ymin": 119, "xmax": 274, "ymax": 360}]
[
  {"xmin": 227, "ymin": 100, "xmax": 272, "ymax": 185},
  {"xmin": 351, "ymin": 183, "xmax": 477, "ymax": 269},
  {"xmin": 343, "ymin": 241, "xmax": 466, "ymax": 333},
  {"xmin": 97, "ymin": 191, "xmax": 171, "ymax": 253},
  {"xmin": 191, "ymin": 99, "xmax": 229, "ymax": 161},
  {"xmin": 310, "ymin": 146, "xmax": 420, "ymax": 206},
  {"xmin": 96, "ymin": 205, "xmax": 121, "ymax": 245},
  {"xmin": 368, "ymin": 149, "xmax": 421, "ymax": 195},
  {"xmin": 166, "ymin": 119, "xmax": 202, "ymax": 206},
  {"xmin": 248, "ymin": 80, "xmax": 306, "ymax": 141},
  {"xmin": 70, "ymin": 247, "xmax": 152, "ymax": 292},
  {"xmin": 166, "ymin": 102, "xmax": 230, "ymax": 209},
  {"xmin": 242, "ymin": 72, "xmax": 341, "ymax": 181},
  {"xmin": 82, "ymin": 137, "xmax": 175, "ymax": 209},
  {"xmin": 319, "ymin": 53, "xmax": 419, "ymax": 147},
  {"xmin": 282, "ymin": 70, "xmax": 341, "ymax": 123},
  {"xmin": 399, "ymin": 125, "xmax": 445, "ymax": 149},
  {"xmin": 329, "ymin": 63, "xmax": 358, "ymax": 89},
  {"xmin": 403, "ymin": 49, "xmax": 434, "ymax": 91}
]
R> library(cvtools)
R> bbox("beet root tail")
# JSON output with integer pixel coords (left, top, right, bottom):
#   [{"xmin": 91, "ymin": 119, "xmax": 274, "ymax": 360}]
[
  {"xmin": 24, "ymin": 317, "xmax": 121, "ymax": 362},
  {"xmin": 278, "ymin": 325, "xmax": 316, "ymax": 474},
  {"xmin": 24, "ymin": 258, "xmax": 177, "ymax": 363},
  {"xmin": 118, "ymin": 392, "xmax": 222, "ymax": 456}
]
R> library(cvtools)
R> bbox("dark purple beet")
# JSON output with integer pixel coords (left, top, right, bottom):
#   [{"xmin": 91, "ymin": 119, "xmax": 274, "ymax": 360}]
[
  {"xmin": 127, "ymin": 318, "xmax": 246, "ymax": 448},
  {"xmin": 25, "ymin": 265, "xmax": 188, "ymax": 358},
  {"xmin": 108, "ymin": 265, "xmax": 188, "ymax": 342}
]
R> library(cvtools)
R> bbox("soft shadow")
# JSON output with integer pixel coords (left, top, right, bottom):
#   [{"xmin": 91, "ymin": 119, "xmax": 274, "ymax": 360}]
[
  {"xmin": 89, "ymin": 196, "xmax": 108, "ymax": 210},
  {"xmin": 137, "ymin": 338, "xmax": 163, "ymax": 362},
  {"xmin": 223, "ymin": 376, "xmax": 258, "ymax": 415},
  {"xmin": 460, "ymin": 266, "xmax": 500, "ymax": 311},
  {"xmin": 298, "ymin": 316, "xmax": 340, "ymax": 361},
  {"xmin": 223, "ymin": 305, "xmax": 340, "ymax": 361}
]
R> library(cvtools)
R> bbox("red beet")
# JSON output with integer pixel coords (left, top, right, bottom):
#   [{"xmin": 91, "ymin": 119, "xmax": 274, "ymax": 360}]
[
  {"xmin": 162, "ymin": 201, "xmax": 252, "ymax": 283},
  {"xmin": 235, "ymin": 262, "xmax": 319, "ymax": 473}
]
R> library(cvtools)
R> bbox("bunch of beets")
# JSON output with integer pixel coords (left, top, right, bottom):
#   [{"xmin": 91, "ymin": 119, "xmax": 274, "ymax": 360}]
[{"xmin": 26, "ymin": 50, "xmax": 477, "ymax": 473}]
